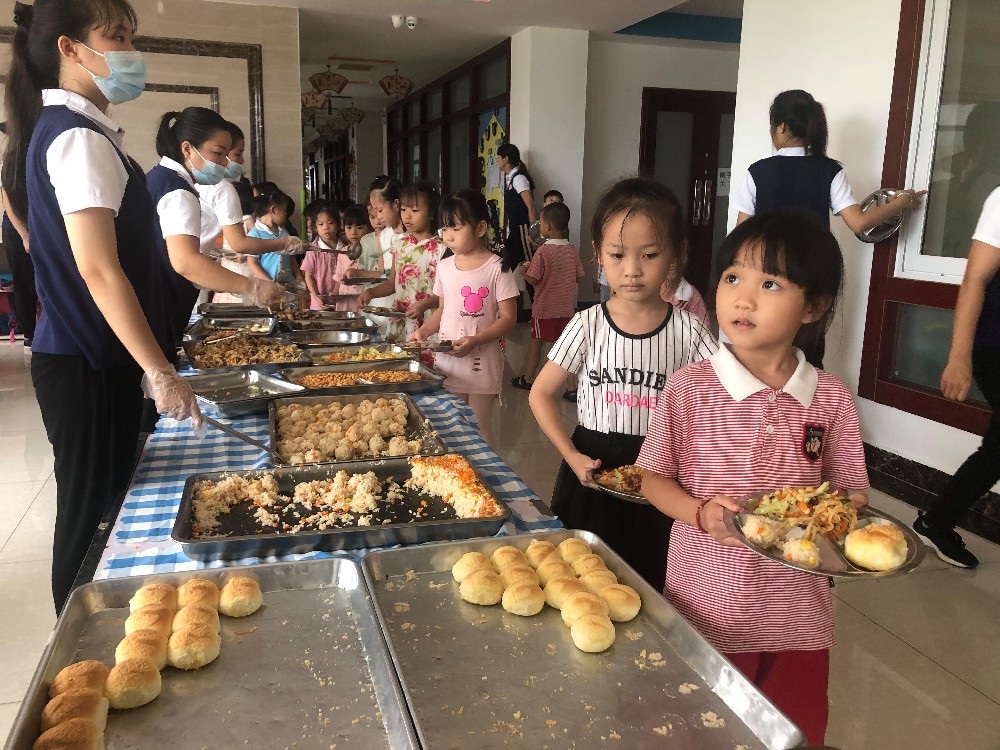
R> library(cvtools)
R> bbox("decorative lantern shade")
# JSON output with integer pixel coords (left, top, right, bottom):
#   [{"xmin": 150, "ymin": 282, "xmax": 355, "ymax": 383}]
[
  {"xmin": 317, "ymin": 121, "xmax": 345, "ymax": 140},
  {"xmin": 378, "ymin": 69, "xmax": 414, "ymax": 98},
  {"xmin": 310, "ymin": 68, "xmax": 349, "ymax": 96},
  {"xmin": 339, "ymin": 105, "xmax": 366, "ymax": 125},
  {"xmin": 301, "ymin": 91, "xmax": 327, "ymax": 112}
]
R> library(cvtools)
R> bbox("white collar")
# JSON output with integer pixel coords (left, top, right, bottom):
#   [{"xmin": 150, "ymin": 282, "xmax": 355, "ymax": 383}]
[
  {"xmin": 775, "ymin": 146, "xmax": 807, "ymax": 157},
  {"xmin": 673, "ymin": 278, "xmax": 694, "ymax": 301},
  {"xmin": 542, "ymin": 238, "xmax": 569, "ymax": 245},
  {"xmin": 709, "ymin": 344, "xmax": 817, "ymax": 408},
  {"xmin": 42, "ymin": 89, "xmax": 125, "ymax": 149},
  {"xmin": 254, "ymin": 219, "xmax": 283, "ymax": 237},
  {"xmin": 316, "ymin": 237, "xmax": 336, "ymax": 251},
  {"xmin": 158, "ymin": 156, "xmax": 195, "ymax": 187}
]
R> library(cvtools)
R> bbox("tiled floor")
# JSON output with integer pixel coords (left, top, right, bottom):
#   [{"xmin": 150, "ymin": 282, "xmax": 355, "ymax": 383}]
[{"xmin": 2, "ymin": 328, "xmax": 999, "ymax": 749}]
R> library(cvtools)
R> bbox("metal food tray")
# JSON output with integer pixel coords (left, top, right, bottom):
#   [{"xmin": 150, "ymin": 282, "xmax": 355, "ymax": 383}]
[
  {"xmin": 280, "ymin": 317, "xmax": 377, "ymax": 332},
  {"xmin": 286, "ymin": 329, "xmax": 376, "ymax": 347},
  {"xmin": 279, "ymin": 361, "xmax": 444, "ymax": 396},
  {"xmin": 184, "ymin": 370, "xmax": 306, "ymax": 418},
  {"xmin": 172, "ymin": 458, "xmax": 510, "ymax": 560},
  {"xmin": 4, "ymin": 560, "xmax": 418, "ymax": 750},
  {"xmin": 306, "ymin": 344, "xmax": 413, "ymax": 366},
  {"xmin": 179, "ymin": 337, "xmax": 312, "ymax": 376},
  {"xmin": 267, "ymin": 392, "xmax": 447, "ymax": 466},
  {"xmin": 196, "ymin": 302, "xmax": 269, "ymax": 317},
  {"xmin": 184, "ymin": 316, "xmax": 278, "ymax": 338},
  {"xmin": 277, "ymin": 311, "xmax": 362, "ymax": 322},
  {"xmin": 361, "ymin": 530, "xmax": 804, "ymax": 750},
  {"xmin": 724, "ymin": 498, "xmax": 925, "ymax": 579}
]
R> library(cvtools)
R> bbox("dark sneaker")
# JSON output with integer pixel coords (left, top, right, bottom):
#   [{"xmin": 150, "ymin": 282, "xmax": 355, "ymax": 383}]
[{"xmin": 913, "ymin": 513, "xmax": 979, "ymax": 568}]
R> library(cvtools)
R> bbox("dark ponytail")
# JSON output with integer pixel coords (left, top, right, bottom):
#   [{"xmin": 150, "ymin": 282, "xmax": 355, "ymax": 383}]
[
  {"xmin": 155, "ymin": 106, "xmax": 231, "ymax": 164},
  {"xmin": 497, "ymin": 142, "xmax": 536, "ymax": 191},
  {"xmin": 2, "ymin": 0, "xmax": 139, "ymax": 223},
  {"xmin": 369, "ymin": 174, "xmax": 402, "ymax": 204},
  {"xmin": 769, "ymin": 89, "xmax": 828, "ymax": 157}
]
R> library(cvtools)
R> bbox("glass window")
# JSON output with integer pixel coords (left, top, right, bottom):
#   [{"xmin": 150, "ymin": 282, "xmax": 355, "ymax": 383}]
[
  {"xmin": 393, "ymin": 142, "xmax": 405, "ymax": 182},
  {"xmin": 449, "ymin": 76, "xmax": 471, "ymax": 112},
  {"xmin": 410, "ymin": 139, "xmax": 421, "ymax": 183},
  {"xmin": 449, "ymin": 119, "xmax": 470, "ymax": 192},
  {"xmin": 479, "ymin": 55, "xmax": 508, "ymax": 100},
  {"xmin": 428, "ymin": 89, "xmax": 443, "ymax": 120},
  {"xmin": 426, "ymin": 128, "xmax": 442, "ymax": 189},
  {"xmin": 406, "ymin": 99, "xmax": 421, "ymax": 130},
  {"xmin": 892, "ymin": 304, "xmax": 985, "ymax": 401}
]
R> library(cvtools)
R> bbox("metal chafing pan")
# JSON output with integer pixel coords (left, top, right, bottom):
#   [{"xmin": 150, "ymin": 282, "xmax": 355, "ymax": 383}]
[
  {"xmin": 4, "ymin": 560, "xmax": 419, "ymax": 750},
  {"xmin": 172, "ymin": 457, "xmax": 510, "ymax": 560},
  {"xmin": 305, "ymin": 344, "xmax": 413, "ymax": 365},
  {"xmin": 280, "ymin": 317, "xmax": 377, "ymax": 332},
  {"xmin": 362, "ymin": 529, "xmax": 805, "ymax": 750},
  {"xmin": 179, "ymin": 336, "xmax": 312, "ymax": 376},
  {"xmin": 196, "ymin": 302, "xmax": 269, "ymax": 316},
  {"xmin": 184, "ymin": 316, "xmax": 278, "ymax": 338},
  {"xmin": 285, "ymin": 329, "xmax": 376, "ymax": 347},
  {"xmin": 184, "ymin": 370, "xmax": 306, "ymax": 418},
  {"xmin": 278, "ymin": 361, "xmax": 444, "ymax": 396},
  {"xmin": 277, "ymin": 310, "xmax": 361, "ymax": 321},
  {"xmin": 267, "ymin": 392, "xmax": 447, "ymax": 466}
]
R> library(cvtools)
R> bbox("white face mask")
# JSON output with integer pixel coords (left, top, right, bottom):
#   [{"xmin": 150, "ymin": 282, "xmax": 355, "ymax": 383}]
[{"xmin": 76, "ymin": 41, "xmax": 147, "ymax": 105}]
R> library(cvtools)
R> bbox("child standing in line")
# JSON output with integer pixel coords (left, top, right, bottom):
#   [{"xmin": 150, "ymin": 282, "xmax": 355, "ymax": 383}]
[
  {"xmin": 511, "ymin": 201, "xmax": 583, "ymax": 395},
  {"xmin": 412, "ymin": 190, "xmax": 518, "ymax": 447},
  {"xmin": 332, "ymin": 204, "xmax": 377, "ymax": 313},
  {"xmin": 300, "ymin": 202, "xmax": 341, "ymax": 310},
  {"xmin": 528, "ymin": 179, "xmax": 717, "ymax": 588},
  {"xmin": 637, "ymin": 209, "xmax": 869, "ymax": 745},
  {"xmin": 246, "ymin": 191, "xmax": 303, "ymax": 286},
  {"xmin": 529, "ymin": 188, "xmax": 565, "ymax": 247}
]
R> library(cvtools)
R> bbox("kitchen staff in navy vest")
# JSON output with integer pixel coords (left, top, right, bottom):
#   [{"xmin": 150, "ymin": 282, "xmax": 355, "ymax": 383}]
[
  {"xmin": 732, "ymin": 89, "xmax": 925, "ymax": 366},
  {"xmin": 147, "ymin": 107, "xmax": 285, "ymax": 345},
  {"xmin": 1, "ymin": 0, "xmax": 201, "ymax": 612}
]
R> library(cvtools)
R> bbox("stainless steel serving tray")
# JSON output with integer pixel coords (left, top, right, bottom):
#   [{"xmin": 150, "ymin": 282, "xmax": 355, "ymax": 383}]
[
  {"xmin": 172, "ymin": 458, "xmax": 510, "ymax": 560},
  {"xmin": 305, "ymin": 344, "xmax": 413, "ymax": 366},
  {"xmin": 267, "ymin": 392, "xmax": 447, "ymax": 467},
  {"xmin": 277, "ymin": 311, "xmax": 361, "ymax": 322},
  {"xmin": 196, "ymin": 302, "xmax": 269, "ymax": 317},
  {"xmin": 285, "ymin": 329, "xmax": 376, "ymax": 347},
  {"xmin": 280, "ymin": 317, "xmax": 377, "ymax": 332},
  {"xmin": 279, "ymin": 361, "xmax": 444, "ymax": 397},
  {"xmin": 184, "ymin": 370, "xmax": 306, "ymax": 418},
  {"xmin": 362, "ymin": 530, "xmax": 805, "ymax": 750},
  {"xmin": 179, "ymin": 336, "xmax": 312, "ymax": 376},
  {"xmin": 855, "ymin": 188, "xmax": 904, "ymax": 243},
  {"xmin": 4, "ymin": 560, "xmax": 419, "ymax": 750},
  {"xmin": 184, "ymin": 316, "xmax": 278, "ymax": 338}
]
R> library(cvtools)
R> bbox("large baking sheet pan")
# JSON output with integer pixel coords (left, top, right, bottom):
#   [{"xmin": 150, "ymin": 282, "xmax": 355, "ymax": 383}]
[
  {"xmin": 362, "ymin": 530, "xmax": 805, "ymax": 750},
  {"xmin": 286, "ymin": 329, "xmax": 376, "ymax": 347},
  {"xmin": 172, "ymin": 458, "xmax": 511, "ymax": 560},
  {"xmin": 184, "ymin": 316, "xmax": 278, "ymax": 338},
  {"xmin": 179, "ymin": 337, "xmax": 312, "ymax": 376},
  {"xmin": 305, "ymin": 344, "xmax": 414, "ymax": 365},
  {"xmin": 279, "ymin": 361, "xmax": 444, "ymax": 396},
  {"xmin": 4, "ymin": 560, "xmax": 418, "ymax": 750},
  {"xmin": 280, "ymin": 317, "xmax": 377, "ymax": 332},
  {"xmin": 267, "ymin": 392, "xmax": 447, "ymax": 466},
  {"xmin": 184, "ymin": 370, "xmax": 306, "ymax": 418},
  {"xmin": 278, "ymin": 311, "xmax": 361, "ymax": 321},
  {"xmin": 196, "ymin": 302, "xmax": 269, "ymax": 317}
]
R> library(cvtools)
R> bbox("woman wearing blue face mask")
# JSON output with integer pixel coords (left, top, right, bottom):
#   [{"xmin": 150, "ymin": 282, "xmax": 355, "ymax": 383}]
[
  {"xmin": 1, "ymin": 0, "xmax": 201, "ymax": 612},
  {"xmin": 147, "ymin": 107, "xmax": 285, "ymax": 345}
]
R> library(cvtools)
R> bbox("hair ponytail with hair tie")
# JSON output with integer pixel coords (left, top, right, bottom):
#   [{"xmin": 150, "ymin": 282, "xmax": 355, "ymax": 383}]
[{"xmin": 13, "ymin": 2, "xmax": 33, "ymax": 28}]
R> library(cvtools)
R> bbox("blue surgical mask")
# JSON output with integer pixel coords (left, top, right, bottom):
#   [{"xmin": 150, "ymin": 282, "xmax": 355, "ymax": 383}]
[
  {"xmin": 77, "ymin": 42, "xmax": 146, "ymax": 105},
  {"xmin": 223, "ymin": 158, "xmax": 245, "ymax": 181},
  {"xmin": 188, "ymin": 147, "xmax": 227, "ymax": 186}
]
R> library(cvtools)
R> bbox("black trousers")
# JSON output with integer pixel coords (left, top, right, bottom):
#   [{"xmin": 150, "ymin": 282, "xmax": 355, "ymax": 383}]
[
  {"xmin": 2, "ymin": 221, "xmax": 37, "ymax": 341},
  {"xmin": 32, "ymin": 353, "xmax": 144, "ymax": 612},
  {"xmin": 926, "ymin": 345, "xmax": 1000, "ymax": 530}
]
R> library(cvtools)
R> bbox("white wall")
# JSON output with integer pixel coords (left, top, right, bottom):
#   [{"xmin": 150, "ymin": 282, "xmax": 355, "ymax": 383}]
[
  {"xmin": 354, "ymin": 113, "xmax": 387, "ymax": 197},
  {"xmin": 733, "ymin": 0, "xmax": 991, "ymax": 481}
]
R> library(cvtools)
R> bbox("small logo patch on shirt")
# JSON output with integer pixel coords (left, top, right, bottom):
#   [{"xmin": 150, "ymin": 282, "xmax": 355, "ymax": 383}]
[{"xmin": 802, "ymin": 424, "xmax": 825, "ymax": 462}]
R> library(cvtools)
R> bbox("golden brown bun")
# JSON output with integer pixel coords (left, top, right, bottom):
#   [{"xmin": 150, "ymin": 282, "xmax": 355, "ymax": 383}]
[
  {"xmin": 557, "ymin": 538, "xmax": 592, "ymax": 564},
  {"xmin": 536, "ymin": 558, "xmax": 576, "ymax": 586},
  {"xmin": 167, "ymin": 623, "xmax": 221, "ymax": 670},
  {"xmin": 571, "ymin": 613, "xmax": 616, "ymax": 653},
  {"xmin": 124, "ymin": 605, "xmax": 173, "ymax": 639},
  {"xmin": 498, "ymin": 564, "xmax": 540, "ymax": 589},
  {"xmin": 218, "ymin": 577, "xmax": 263, "ymax": 618},
  {"xmin": 845, "ymin": 523, "xmax": 908, "ymax": 571},
  {"xmin": 490, "ymin": 545, "xmax": 529, "ymax": 572},
  {"xmin": 524, "ymin": 540, "xmax": 558, "ymax": 569},
  {"xmin": 599, "ymin": 584, "xmax": 642, "ymax": 622},
  {"xmin": 172, "ymin": 604, "xmax": 221, "ymax": 633},
  {"xmin": 543, "ymin": 577, "xmax": 588, "ymax": 610},
  {"xmin": 458, "ymin": 569, "xmax": 504, "ymax": 606},
  {"xmin": 570, "ymin": 553, "xmax": 608, "ymax": 577},
  {"xmin": 580, "ymin": 569, "xmax": 618, "ymax": 595},
  {"xmin": 176, "ymin": 578, "xmax": 220, "ymax": 610},
  {"xmin": 114, "ymin": 630, "xmax": 167, "ymax": 671},
  {"xmin": 39, "ymin": 689, "xmax": 109, "ymax": 733},
  {"xmin": 501, "ymin": 583, "xmax": 545, "ymax": 616},
  {"xmin": 49, "ymin": 661, "xmax": 109, "ymax": 700},
  {"xmin": 561, "ymin": 591, "xmax": 610, "ymax": 626},
  {"xmin": 451, "ymin": 552, "xmax": 492, "ymax": 583},
  {"xmin": 128, "ymin": 583, "xmax": 177, "ymax": 613},
  {"xmin": 32, "ymin": 717, "xmax": 103, "ymax": 750},
  {"xmin": 104, "ymin": 658, "xmax": 161, "ymax": 709}
]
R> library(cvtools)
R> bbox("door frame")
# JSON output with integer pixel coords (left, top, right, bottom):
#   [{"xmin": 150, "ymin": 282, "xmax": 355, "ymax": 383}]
[{"xmin": 638, "ymin": 87, "xmax": 736, "ymax": 177}]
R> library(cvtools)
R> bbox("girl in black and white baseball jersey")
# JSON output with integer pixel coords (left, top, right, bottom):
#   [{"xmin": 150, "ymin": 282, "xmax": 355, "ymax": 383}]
[{"xmin": 529, "ymin": 178, "xmax": 717, "ymax": 588}]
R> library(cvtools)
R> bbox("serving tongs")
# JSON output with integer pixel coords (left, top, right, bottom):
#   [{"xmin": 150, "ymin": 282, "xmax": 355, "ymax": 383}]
[{"xmin": 201, "ymin": 414, "xmax": 279, "ymax": 463}]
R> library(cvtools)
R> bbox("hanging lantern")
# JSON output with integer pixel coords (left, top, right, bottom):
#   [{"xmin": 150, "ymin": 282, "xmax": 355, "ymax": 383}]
[
  {"xmin": 301, "ymin": 91, "xmax": 327, "ymax": 112},
  {"xmin": 339, "ymin": 104, "xmax": 366, "ymax": 125},
  {"xmin": 379, "ymin": 68, "xmax": 414, "ymax": 98},
  {"xmin": 310, "ymin": 67, "xmax": 349, "ymax": 96},
  {"xmin": 317, "ymin": 121, "xmax": 345, "ymax": 141}
]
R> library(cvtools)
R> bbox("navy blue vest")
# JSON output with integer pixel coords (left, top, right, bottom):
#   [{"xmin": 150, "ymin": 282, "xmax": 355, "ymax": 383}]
[
  {"xmin": 26, "ymin": 104, "xmax": 171, "ymax": 367},
  {"xmin": 748, "ymin": 155, "xmax": 843, "ymax": 227}
]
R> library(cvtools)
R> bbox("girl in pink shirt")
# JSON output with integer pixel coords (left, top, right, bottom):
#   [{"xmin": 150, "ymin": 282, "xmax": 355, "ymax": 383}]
[
  {"xmin": 412, "ymin": 190, "xmax": 518, "ymax": 448},
  {"xmin": 300, "ymin": 204, "xmax": 341, "ymax": 310}
]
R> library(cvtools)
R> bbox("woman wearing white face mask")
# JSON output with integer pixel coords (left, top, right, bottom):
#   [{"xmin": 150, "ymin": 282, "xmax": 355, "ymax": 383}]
[{"xmin": 1, "ymin": 0, "xmax": 201, "ymax": 612}]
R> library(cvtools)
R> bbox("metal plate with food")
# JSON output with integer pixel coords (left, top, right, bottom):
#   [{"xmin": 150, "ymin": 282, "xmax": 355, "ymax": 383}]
[
  {"xmin": 360, "ymin": 306, "xmax": 407, "ymax": 318},
  {"xmin": 854, "ymin": 188, "xmax": 904, "ymax": 243},
  {"xmin": 275, "ymin": 310, "xmax": 361, "ymax": 322},
  {"xmin": 398, "ymin": 339, "xmax": 454, "ymax": 353},
  {"xmin": 723, "ymin": 483, "xmax": 924, "ymax": 579},
  {"xmin": 361, "ymin": 529, "xmax": 804, "ymax": 750},
  {"xmin": 184, "ymin": 316, "xmax": 278, "ymax": 339},
  {"xmin": 196, "ymin": 302, "xmax": 269, "ymax": 317},
  {"xmin": 285, "ymin": 329, "xmax": 376, "ymax": 347},
  {"xmin": 179, "ymin": 336, "xmax": 311, "ymax": 376},
  {"xmin": 5, "ymin": 560, "xmax": 419, "ymax": 750},
  {"xmin": 278, "ymin": 361, "xmax": 444, "ymax": 397},
  {"xmin": 279, "ymin": 317, "xmax": 377, "ymax": 332},
  {"xmin": 319, "ymin": 293, "xmax": 359, "ymax": 304},
  {"xmin": 172, "ymin": 455, "xmax": 511, "ymax": 560},
  {"xmin": 307, "ymin": 345, "xmax": 414, "ymax": 365},
  {"xmin": 182, "ymin": 370, "xmax": 306, "ymax": 418},
  {"xmin": 594, "ymin": 464, "xmax": 650, "ymax": 505}
]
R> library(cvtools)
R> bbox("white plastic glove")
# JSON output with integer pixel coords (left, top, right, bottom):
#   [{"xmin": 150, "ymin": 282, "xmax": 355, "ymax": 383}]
[
  {"xmin": 280, "ymin": 236, "xmax": 309, "ymax": 256},
  {"xmin": 141, "ymin": 367, "xmax": 203, "ymax": 428},
  {"xmin": 244, "ymin": 277, "xmax": 286, "ymax": 307}
]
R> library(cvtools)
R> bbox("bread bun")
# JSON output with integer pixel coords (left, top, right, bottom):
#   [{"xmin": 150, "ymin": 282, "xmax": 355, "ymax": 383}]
[
  {"xmin": 176, "ymin": 578, "xmax": 220, "ymax": 610},
  {"xmin": 451, "ymin": 552, "xmax": 492, "ymax": 583},
  {"xmin": 499, "ymin": 564, "xmax": 540, "ymax": 589},
  {"xmin": 167, "ymin": 623, "xmax": 221, "ymax": 670},
  {"xmin": 490, "ymin": 545, "xmax": 529, "ymax": 572},
  {"xmin": 570, "ymin": 553, "xmax": 607, "ymax": 577},
  {"xmin": 557, "ymin": 538, "xmax": 592, "ymax": 564},
  {"xmin": 124, "ymin": 605, "xmax": 173, "ymax": 639},
  {"xmin": 39, "ymin": 689, "xmax": 109, "ymax": 733},
  {"xmin": 536, "ymin": 558, "xmax": 575, "ymax": 586},
  {"xmin": 599, "ymin": 584, "xmax": 642, "ymax": 622},
  {"xmin": 459, "ymin": 569, "xmax": 504, "ymax": 605},
  {"xmin": 543, "ymin": 577, "xmax": 588, "ymax": 610},
  {"xmin": 49, "ymin": 661, "xmax": 109, "ymax": 700},
  {"xmin": 31, "ymin": 717, "xmax": 103, "ymax": 750},
  {"xmin": 172, "ymin": 604, "xmax": 221, "ymax": 633},
  {"xmin": 524, "ymin": 540, "xmax": 558, "ymax": 569},
  {"xmin": 104, "ymin": 658, "xmax": 161, "ymax": 709},
  {"xmin": 571, "ymin": 613, "xmax": 616, "ymax": 653},
  {"xmin": 218, "ymin": 577, "xmax": 263, "ymax": 618},
  {"xmin": 580, "ymin": 569, "xmax": 618, "ymax": 595},
  {"xmin": 128, "ymin": 582, "xmax": 177, "ymax": 613},
  {"xmin": 560, "ymin": 591, "xmax": 610, "ymax": 627},
  {"xmin": 845, "ymin": 523, "xmax": 908, "ymax": 571},
  {"xmin": 501, "ymin": 583, "xmax": 545, "ymax": 616},
  {"xmin": 115, "ymin": 630, "xmax": 167, "ymax": 671}
]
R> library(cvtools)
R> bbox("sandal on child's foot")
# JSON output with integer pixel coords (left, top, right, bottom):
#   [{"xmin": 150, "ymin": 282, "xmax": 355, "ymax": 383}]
[
  {"xmin": 562, "ymin": 389, "xmax": 578, "ymax": 402},
  {"xmin": 511, "ymin": 376, "xmax": 532, "ymax": 390}
]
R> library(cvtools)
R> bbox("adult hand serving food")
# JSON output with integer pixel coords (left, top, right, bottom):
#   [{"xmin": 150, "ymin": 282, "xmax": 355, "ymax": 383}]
[{"xmin": 141, "ymin": 367, "xmax": 203, "ymax": 428}]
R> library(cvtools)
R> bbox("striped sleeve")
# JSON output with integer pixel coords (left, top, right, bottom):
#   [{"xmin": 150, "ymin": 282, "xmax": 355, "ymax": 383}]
[
  {"xmin": 688, "ymin": 318, "xmax": 720, "ymax": 363},
  {"xmin": 548, "ymin": 310, "xmax": 587, "ymax": 375},
  {"xmin": 636, "ymin": 372, "xmax": 684, "ymax": 480}
]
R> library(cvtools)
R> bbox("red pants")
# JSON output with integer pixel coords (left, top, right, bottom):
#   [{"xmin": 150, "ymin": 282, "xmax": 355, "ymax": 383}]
[{"xmin": 724, "ymin": 648, "xmax": 830, "ymax": 746}]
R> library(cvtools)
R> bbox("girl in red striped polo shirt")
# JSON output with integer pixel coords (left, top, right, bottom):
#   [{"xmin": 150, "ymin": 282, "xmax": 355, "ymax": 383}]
[{"xmin": 638, "ymin": 209, "xmax": 870, "ymax": 745}]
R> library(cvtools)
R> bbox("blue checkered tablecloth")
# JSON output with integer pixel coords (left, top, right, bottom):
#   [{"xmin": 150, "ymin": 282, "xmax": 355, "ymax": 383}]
[{"xmin": 93, "ymin": 391, "xmax": 562, "ymax": 579}]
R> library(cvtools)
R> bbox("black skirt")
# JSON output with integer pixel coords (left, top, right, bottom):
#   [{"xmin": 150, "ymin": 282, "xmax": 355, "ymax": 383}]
[{"xmin": 551, "ymin": 425, "xmax": 673, "ymax": 590}]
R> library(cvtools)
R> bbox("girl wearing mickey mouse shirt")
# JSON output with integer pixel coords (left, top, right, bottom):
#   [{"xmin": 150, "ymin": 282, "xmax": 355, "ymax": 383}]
[{"xmin": 412, "ymin": 190, "xmax": 518, "ymax": 448}]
